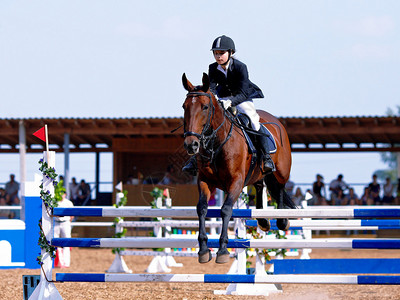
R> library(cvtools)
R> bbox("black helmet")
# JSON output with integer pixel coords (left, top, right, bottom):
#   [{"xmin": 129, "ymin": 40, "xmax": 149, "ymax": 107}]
[{"xmin": 211, "ymin": 35, "xmax": 235, "ymax": 53}]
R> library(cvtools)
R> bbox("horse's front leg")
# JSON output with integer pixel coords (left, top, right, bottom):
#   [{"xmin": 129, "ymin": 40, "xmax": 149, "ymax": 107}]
[
  {"xmin": 255, "ymin": 180, "xmax": 270, "ymax": 232},
  {"xmin": 197, "ymin": 180, "xmax": 213, "ymax": 263},
  {"xmin": 216, "ymin": 187, "xmax": 241, "ymax": 264}
]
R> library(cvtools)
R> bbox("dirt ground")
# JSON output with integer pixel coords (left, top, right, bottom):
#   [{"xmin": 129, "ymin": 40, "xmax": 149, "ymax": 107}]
[{"xmin": 3, "ymin": 246, "xmax": 400, "ymax": 300}]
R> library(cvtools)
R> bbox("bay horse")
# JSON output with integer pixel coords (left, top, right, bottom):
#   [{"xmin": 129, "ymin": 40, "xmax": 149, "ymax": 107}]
[{"xmin": 182, "ymin": 73, "xmax": 296, "ymax": 264}]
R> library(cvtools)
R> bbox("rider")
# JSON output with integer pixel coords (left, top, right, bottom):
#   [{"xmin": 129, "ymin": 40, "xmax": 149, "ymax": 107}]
[{"xmin": 182, "ymin": 35, "xmax": 275, "ymax": 175}]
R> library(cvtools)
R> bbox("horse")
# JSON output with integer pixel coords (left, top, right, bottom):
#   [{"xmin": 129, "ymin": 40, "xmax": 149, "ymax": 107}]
[{"xmin": 182, "ymin": 73, "xmax": 296, "ymax": 264}]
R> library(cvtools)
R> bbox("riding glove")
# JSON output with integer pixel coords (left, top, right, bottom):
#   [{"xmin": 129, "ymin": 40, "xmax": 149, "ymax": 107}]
[{"xmin": 219, "ymin": 99, "xmax": 232, "ymax": 110}]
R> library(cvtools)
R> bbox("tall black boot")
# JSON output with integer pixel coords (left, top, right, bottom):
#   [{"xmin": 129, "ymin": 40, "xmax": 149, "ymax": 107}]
[
  {"xmin": 182, "ymin": 156, "xmax": 198, "ymax": 176},
  {"xmin": 257, "ymin": 126, "xmax": 276, "ymax": 173}
]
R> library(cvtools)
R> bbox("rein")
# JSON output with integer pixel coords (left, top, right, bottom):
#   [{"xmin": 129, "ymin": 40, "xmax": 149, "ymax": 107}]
[{"xmin": 183, "ymin": 92, "xmax": 233, "ymax": 163}]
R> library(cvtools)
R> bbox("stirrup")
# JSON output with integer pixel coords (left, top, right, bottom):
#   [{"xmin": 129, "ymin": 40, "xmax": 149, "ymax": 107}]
[
  {"xmin": 262, "ymin": 155, "xmax": 275, "ymax": 173},
  {"xmin": 182, "ymin": 159, "xmax": 198, "ymax": 176}
]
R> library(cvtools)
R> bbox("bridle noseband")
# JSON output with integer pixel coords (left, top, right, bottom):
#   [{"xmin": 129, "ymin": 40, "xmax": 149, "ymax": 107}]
[{"xmin": 183, "ymin": 91, "xmax": 233, "ymax": 162}]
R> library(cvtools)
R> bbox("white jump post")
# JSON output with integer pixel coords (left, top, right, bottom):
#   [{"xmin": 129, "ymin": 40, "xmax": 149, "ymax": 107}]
[
  {"xmin": 107, "ymin": 190, "xmax": 132, "ymax": 273},
  {"xmin": 29, "ymin": 151, "xmax": 62, "ymax": 300},
  {"xmin": 146, "ymin": 195, "xmax": 183, "ymax": 273},
  {"xmin": 162, "ymin": 195, "xmax": 184, "ymax": 269},
  {"xmin": 300, "ymin": 192, "xmax": 313, "ymax": 260}
]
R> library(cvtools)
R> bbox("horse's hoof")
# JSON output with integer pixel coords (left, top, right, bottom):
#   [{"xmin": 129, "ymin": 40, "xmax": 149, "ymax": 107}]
[
  {"xmin": 257, "ymin": 218, "xmax": 271, "ymax": 232},
  {"xmin": 198, "ymin": 250, "xmax": 212, "ymax": 264},
  {"xmin": 215, "ymin": 252, "xmax": 230, "ymax": 264},
  {"xmin": 276, "ymin": 218, "xmax": 290, "ymax": 231}
]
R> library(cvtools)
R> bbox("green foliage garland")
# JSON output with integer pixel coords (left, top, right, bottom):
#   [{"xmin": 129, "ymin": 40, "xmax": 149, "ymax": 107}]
[
  {"xmin": 112, "ymin": 190, "xmax": 128, "ymax": 255},
  {"xmin": 36, "ymin": 158, "xmax": 59, "ymax": 266}
]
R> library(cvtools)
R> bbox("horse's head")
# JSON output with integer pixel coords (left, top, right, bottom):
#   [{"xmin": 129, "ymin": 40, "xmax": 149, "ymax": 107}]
[{"xmin": 182, "ymin": 73, "xmax": 214, "ymax": 155}]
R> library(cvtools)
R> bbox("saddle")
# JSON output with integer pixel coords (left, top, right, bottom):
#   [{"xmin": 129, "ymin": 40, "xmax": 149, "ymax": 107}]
[
  {"xmin": 236, "ymin": 113, "xmax": 277, "ymax": 154},
  {"xmin": 235, "ymin": 113, "xmax": 277, "ymax": 183}
]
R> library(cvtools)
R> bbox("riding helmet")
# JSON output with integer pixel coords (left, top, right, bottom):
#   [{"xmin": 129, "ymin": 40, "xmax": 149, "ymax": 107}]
[{"xmin": 211, "ymin": 35, "xmax": 236, "ymax": 53}]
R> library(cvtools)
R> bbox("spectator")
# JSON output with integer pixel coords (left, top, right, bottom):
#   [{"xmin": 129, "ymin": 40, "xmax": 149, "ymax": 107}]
[
  {"xmin": 126, "ymin": 174, "xmax": 139, "ymax": 185},
  {"xmin": 5, "ymin": 174, "xmax": 19, "ymax": 205},
  {"xmin": 0, "ymin": 188, "xmax": 10, "ymax": 219},
  {"xmin": 54, "ymin": 190, "xmax": 74, "ymax": 267},
  {"xmin": 346, "ymin": 187, "xmax": 359, "ymax": 205},
  {"xmin": 329, "ymin": 174, "xmax": 348, "ymax": 205},
  {"xmin": 396, "ymin": 178, "xmax": 400, "ymax": 205},
  {"xmin": 368, "ymin": 174, "xmax": 381, "ymax": 205},
  {"xmin": 292, "ymin": 187, "xmax": 304, "ymax": 206},
  {"xmin": 382, "ymin": 177, "xmax": 394, "ymax": 204},
  {"xmin": 69, "ymin": 177, "xmax": 79, "ymax": 204},
  {"xmin": 159, "ymin": 165, "xmax": 182, "ymax": 185},
  {"xmin": 360, "ymin": 187, "xmax": 374, "ymax": 205},
  {"xmin": 312, "ymin": 174, "xmax": 327, "ymax": 205},
  {"xmin": 285, "ymin": 177, "xmax": 295, "ymax": 199},
  {"xmin": 76, "ymin": 179, "xmax": 91, "ymax": 206}
]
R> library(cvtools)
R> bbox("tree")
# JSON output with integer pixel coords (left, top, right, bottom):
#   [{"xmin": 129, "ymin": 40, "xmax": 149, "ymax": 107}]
[{"xmin": 377, "ymin": 106, "xmax": 400, "ymax": 181}]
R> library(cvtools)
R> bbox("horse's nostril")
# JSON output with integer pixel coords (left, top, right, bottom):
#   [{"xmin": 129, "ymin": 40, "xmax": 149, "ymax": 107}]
[{"xmin": 192, "ymin": 141, "xmax": 200, "ymax": 150}]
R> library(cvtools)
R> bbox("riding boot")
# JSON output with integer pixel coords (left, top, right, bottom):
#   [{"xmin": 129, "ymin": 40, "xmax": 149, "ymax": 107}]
[
  {"xmin": 257, "ymin": 126, "xmax": 276, "ymax": 173},
  {"xmin": 182, "ymin": 156, "xmax": 198, "ymax": 176}
]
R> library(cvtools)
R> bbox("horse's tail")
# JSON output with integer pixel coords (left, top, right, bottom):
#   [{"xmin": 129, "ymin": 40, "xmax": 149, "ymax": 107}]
[{"xmin": 265, "ymin": 173, "xmax": 297, "ymax": 209}]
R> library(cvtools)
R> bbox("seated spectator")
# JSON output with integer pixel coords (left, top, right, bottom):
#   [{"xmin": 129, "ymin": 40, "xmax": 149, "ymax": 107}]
[
  {"xmin": 329, "ymin": 174, "xmax": 348, "ymax": 205},
  {"xmin": 0, "ymin": 188, "xmax": 6, "ymax": 203},
  {"xmin": 312, "ymin": 174, "xmax": 327, "ymax": 205},
  {"xmin": 368, "ymin": 174, "xmax": 381, "ymax": 205},
  {"xmin": 69, "ymin": 177, "xmax": 79, "ymax": 204},
  {"xmin": 126, "ymin": 174, "xmax": 140, "ymax": 185},
  {"xmin": 0, "ymin": 189, "xmax": 10, "ymax": 219},
  {"xmin": 336, "ymin": 189, "xmax": 348, "ymax": 205},
  {"xmin": 285, "ymin": 177, "xmax": 295, "ymax": 199},
  {"xmin": 5, "ymin": 174, "xmax": 19, "ymax": 205},
  {"xmin": 346, "ymin": 187, "xmax": 359, "ymax": 205},
  {"xmin": 292, "ymin": 187, "xmax": 304, "ymax": 206},
  {"xmin": 396, "ymin": 178, "xmax": 400, "ymax": 205},
  {"xmin": 382, "ymin": 177, "xmax": 394, "ymax": 204},
  {"xmin": 159, "ymin": 165, "xmax": 182, "ymax": 185},
  {"xmin": 360, "ymin": 187, "xmax": 374, "ymax": 205},
  {"xmin": 76, "ymin": 179, "xmax": 91, "ymax": 206}
]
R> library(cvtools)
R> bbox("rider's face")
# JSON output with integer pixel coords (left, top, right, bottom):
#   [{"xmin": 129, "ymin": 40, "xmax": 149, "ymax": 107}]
[{"xmin": 213, "ymin": 50, "xmax": 230, "ymax": 65}]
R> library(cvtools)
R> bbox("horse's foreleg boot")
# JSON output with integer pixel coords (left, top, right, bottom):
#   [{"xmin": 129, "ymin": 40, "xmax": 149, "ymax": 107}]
[
  {"xmin": 276, "ymin": 218, "xmax": 290, "ymax": 231},
  {"xmin": 257, "ymin": 218, "xmax": 271, "ymax": 232},
  {"xmin": 198, "ymin": 249, "xmax": 212, "ymax": 264}
]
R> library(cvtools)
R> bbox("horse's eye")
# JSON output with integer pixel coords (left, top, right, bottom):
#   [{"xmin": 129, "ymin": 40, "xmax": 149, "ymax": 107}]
[{"xmin": 202, "ymin": 105, "xmax": 209, "ymax": 111}]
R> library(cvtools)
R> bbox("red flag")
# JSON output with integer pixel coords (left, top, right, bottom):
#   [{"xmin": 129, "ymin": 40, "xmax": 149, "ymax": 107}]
[
  {"xmin": 33, "ymin": 126, "xmax": 46, "ymax": 142},
  {"xmin": 163, "ymin": 188, "xmax": 170, "ymax": 198}
]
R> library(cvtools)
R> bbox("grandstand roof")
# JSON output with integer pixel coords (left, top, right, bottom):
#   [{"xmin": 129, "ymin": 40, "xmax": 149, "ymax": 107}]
[{"xmin": 0, "ymin": 116, "xmax": 399, "ymax": 153}]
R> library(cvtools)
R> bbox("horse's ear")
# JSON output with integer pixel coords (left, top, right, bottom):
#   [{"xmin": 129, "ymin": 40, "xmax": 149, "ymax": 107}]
[
  {"xmin": 182, "ymin": 73, "xmax": 194, "ymax": 92},
  {"xmin": 201, "ymin": 72, "xmax": 210, "ymax": 92}
]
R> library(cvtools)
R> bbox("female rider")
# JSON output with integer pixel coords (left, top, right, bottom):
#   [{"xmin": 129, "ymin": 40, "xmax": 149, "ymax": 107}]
[{"xmin": 183, "ymin": 35, "xmax": 274, "ymax": 175}]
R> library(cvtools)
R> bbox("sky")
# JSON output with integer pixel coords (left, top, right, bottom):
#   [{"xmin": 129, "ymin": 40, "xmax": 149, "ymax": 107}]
[{"xmin": 0, "ymin": 1, "xmax": 399, "ymax": 196}]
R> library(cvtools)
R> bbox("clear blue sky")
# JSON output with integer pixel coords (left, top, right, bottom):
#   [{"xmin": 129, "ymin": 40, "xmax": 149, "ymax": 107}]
[{"xmin": 0, "ymin": 1, "xmax": 399, "ymax": 195}]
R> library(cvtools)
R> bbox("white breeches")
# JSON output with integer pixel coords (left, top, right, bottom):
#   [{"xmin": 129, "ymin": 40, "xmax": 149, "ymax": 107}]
[
  {"xmin": 54, "ymin": 221, "xmax": 72, "ymax": 238},
  {"xmin": 236, "ymin": 100, "xmax": 260, "ymax": 131},
  {"xmin": 54, "ymin": 221, "xmax": 72, "ymax": 267}
]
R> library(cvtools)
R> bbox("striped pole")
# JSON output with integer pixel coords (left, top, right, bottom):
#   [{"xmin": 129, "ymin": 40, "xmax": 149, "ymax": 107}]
[
  {"xmin": 246, "ymin": 219, "xmax": 400, "ymax": 230},
  {"xmin": 51, "ymin": 237, "xmax": 400, "ymax": 249},
  {"xmin": 53, "ymin": 207, "xmax": 400, "ymax": 218},
  {"xmin": 55, "ymin": 273, "xmax": 400, "ymax": 285}
]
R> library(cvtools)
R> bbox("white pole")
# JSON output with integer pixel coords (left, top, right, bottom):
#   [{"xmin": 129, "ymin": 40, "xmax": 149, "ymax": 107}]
[{"xmin": 19, "ymin": 120, "xmax": 26, "ymax": 221}]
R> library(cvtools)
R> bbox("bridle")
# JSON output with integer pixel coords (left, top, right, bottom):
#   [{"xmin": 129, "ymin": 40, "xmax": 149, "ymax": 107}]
[{"xmin": 183, "ymin": 91, "xmax": 233, "ymax": 162}]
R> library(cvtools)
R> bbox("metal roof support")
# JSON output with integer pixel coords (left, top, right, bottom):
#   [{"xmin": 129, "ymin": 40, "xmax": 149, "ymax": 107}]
[
  {"xmin": 95, "ymin": 152, "xmax": 100, "ymax": 201},
  {"xmin": 19, "ymin": 120, "xmax": 26, "ymax": 221},
  {"xmin": 64, "ymin": 133, "xmax": 70, "ymax": 199}
]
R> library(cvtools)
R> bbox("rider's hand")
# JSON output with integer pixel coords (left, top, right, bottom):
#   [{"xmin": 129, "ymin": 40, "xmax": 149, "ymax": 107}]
[{"xmin": 220, "ymin": 99, "xmax": 232, "ymax": 110}]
